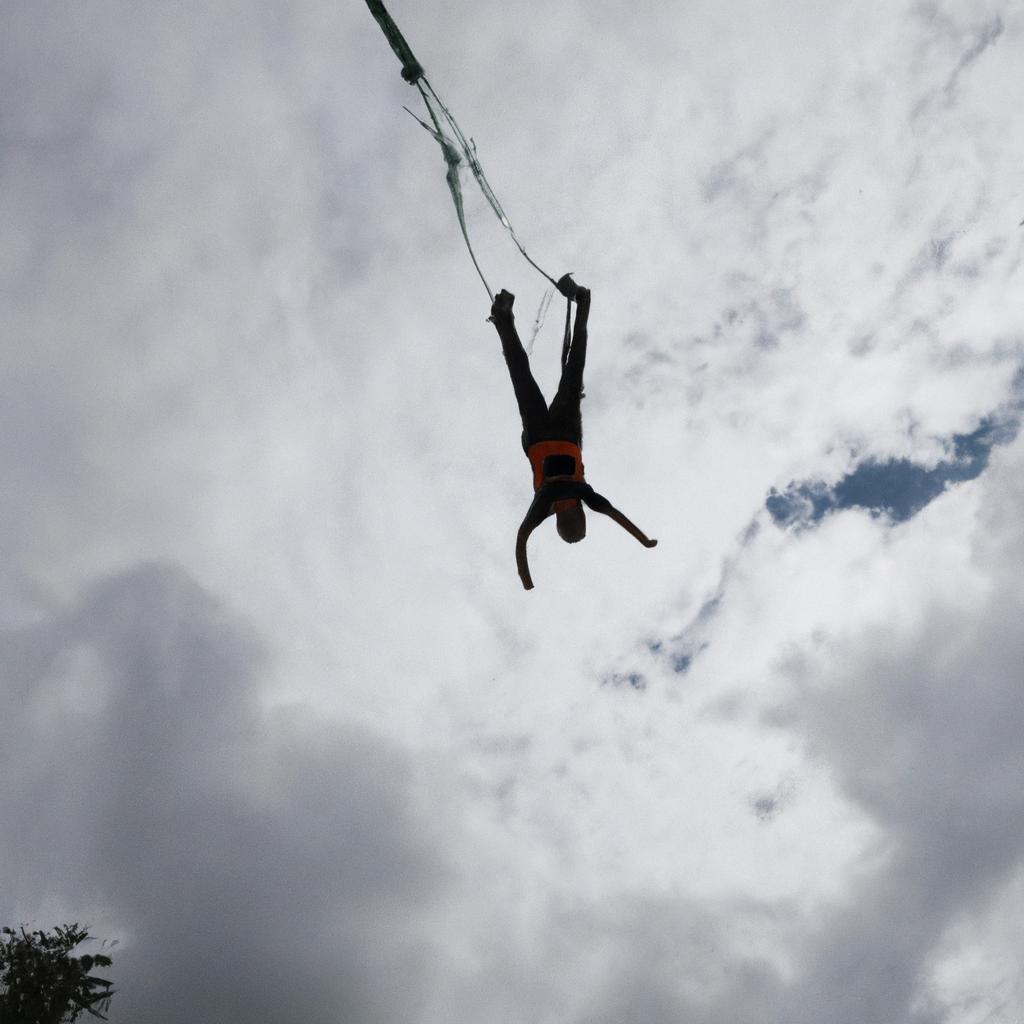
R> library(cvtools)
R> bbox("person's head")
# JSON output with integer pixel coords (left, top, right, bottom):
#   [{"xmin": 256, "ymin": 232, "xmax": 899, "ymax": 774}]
[{"xmin": 555, "ymin": 504, "xmax": 587, "ymax": 543}]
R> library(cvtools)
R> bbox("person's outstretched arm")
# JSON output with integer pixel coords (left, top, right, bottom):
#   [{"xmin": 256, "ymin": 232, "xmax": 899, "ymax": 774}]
[
  {"xmin": 515, "ymin": 524, "xmax": 536, "ymax": 591},
  {"xmin": 581, "ymin": 490, "xmax": 658, "ymax": 548},
  {"xmin": 515, "ymin": 493, "xmax": 556, "ymax": 590}
]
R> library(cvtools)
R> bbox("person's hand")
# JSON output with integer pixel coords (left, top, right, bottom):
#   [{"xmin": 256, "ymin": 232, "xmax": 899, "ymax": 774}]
[
  {"xmin": 516, "ymin": 530, "xmax": 535, "ymax": 590},
  {"xmin": 489, "ymin": 288, "xmax": 515, "ymax": 321}
]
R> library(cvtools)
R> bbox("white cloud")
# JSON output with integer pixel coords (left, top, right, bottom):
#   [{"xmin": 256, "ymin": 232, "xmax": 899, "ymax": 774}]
[
  {"xmin": 1, "ymin": 563, "xmax": 452, "ymax": 1022},
  {"xmin": 3, "ymin": 0, "xmax": 1024, "ymax": 1020}
]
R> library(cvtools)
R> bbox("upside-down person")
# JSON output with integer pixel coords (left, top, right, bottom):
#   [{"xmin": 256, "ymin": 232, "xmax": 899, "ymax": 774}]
[{"xmin": 488, "ymin": 274, "xmax": 657, "ymax": 590}]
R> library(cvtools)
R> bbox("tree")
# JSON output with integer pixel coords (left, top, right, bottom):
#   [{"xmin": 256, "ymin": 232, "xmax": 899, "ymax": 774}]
[{"xmin": 0, "ymin": 924, "xmax": 116, "ymax": 1024}]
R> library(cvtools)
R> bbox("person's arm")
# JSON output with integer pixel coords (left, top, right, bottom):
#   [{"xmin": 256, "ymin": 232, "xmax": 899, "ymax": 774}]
[
  {"xmin": 515, "ymin": 524, "xmax": 536, "ymax": 591},
  {"xmin": 581, "ymin": 490, "xmax": 658, "ymax": 548},
  {"xmin": 515, "ymin": 481, "xmax": 597, "ymax": 589},
  {"xmin": 515, "ymin": 493, "xmax": 556, "ymax": 590}
]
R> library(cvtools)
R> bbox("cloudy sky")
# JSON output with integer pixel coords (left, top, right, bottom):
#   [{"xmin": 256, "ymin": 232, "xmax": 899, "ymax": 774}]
[{"xmin": 3, "ymin": 0, "xmax": 1024, "ymax": 1021}]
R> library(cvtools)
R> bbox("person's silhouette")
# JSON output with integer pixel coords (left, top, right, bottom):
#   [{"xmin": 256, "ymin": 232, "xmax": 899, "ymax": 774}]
[{"xmin": 488, "ymin": 275, "xmax": 657, "ymax": 590}]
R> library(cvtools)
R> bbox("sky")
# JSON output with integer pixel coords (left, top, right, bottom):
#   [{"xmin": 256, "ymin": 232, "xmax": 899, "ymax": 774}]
[{"xmin": 2, "ymin": 0, "xmax": 1024, "ymax": 1021}]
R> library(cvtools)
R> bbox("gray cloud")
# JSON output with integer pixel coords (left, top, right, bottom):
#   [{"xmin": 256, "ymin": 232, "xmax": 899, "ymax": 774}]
[
  {"xmin": 571, "ymin": 898, "xmax": 782, "ymax": 1024},
  {"xmin": 775, "ymin": 624, "xmax": 1024, "ymax": 1021},
  {"xmin": 767, "ymin": 447, "xmax": 1024, "ymax": 1021},
  {"xmin": 0, "ymin": 563, "xmax": 448, "ymax": 1023}
]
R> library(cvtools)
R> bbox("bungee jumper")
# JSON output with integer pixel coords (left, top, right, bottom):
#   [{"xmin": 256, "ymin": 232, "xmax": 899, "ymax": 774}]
[
  {"xmin": 365, "ymin": 0, "xmax": 658, "ymax": 589},
  {"xmin": 490, "ymin": 275, "xmax": 657, "ymax": 590}
]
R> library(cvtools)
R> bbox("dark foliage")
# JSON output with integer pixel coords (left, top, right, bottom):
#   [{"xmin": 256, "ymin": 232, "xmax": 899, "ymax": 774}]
[{"xmin": 0, "ymin": 924, "xmax": 116, "ymax": 1024}]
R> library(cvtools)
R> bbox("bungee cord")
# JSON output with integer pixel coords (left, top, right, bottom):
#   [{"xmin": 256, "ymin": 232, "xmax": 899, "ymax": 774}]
[{"xmin": 365, "ymin": 0, "xmax": 559, "ymax": 301}]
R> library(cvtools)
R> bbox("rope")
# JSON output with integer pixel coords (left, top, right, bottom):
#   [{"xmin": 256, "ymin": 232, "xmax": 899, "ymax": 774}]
[
  {"xmin": 407, "ymin": 86, "xmax": 493, "ymax": 299},
  {"xmin": 527, "ymin": 285, "xmax": 555, "ymax": 354},
  {"xmin": 419, "ymin": 79, "xmax": 559, "ymax": 290},
  {"xmin": 365, "ymin": 0, "xmax": 559, "ymax": 296}
]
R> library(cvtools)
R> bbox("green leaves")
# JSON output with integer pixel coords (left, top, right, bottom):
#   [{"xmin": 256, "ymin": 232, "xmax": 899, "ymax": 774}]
[{"xmin": 0, "ymin": 924, "xmax": 117, "ymax": 1024}]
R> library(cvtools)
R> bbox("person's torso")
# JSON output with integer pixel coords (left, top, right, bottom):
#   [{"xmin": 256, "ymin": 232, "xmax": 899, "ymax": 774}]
[{"xmin": 527, "ymin": 440, "xmax": 584, "ymax": 512}]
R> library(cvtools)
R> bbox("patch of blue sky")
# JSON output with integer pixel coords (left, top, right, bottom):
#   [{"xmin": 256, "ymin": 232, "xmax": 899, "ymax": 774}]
[{"xmin": 768, "ymin": 410, "xmax": 1021, "ymax": 528}]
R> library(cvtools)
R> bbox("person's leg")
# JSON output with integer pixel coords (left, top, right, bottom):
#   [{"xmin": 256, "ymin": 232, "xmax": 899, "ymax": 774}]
[
  {"xmin": 548, "ymin": 290, "xmax": 590, "ymax": 443},
  {"xmin": 491, "ymin": 308, "xmax": 550, "ymax": 445}
]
